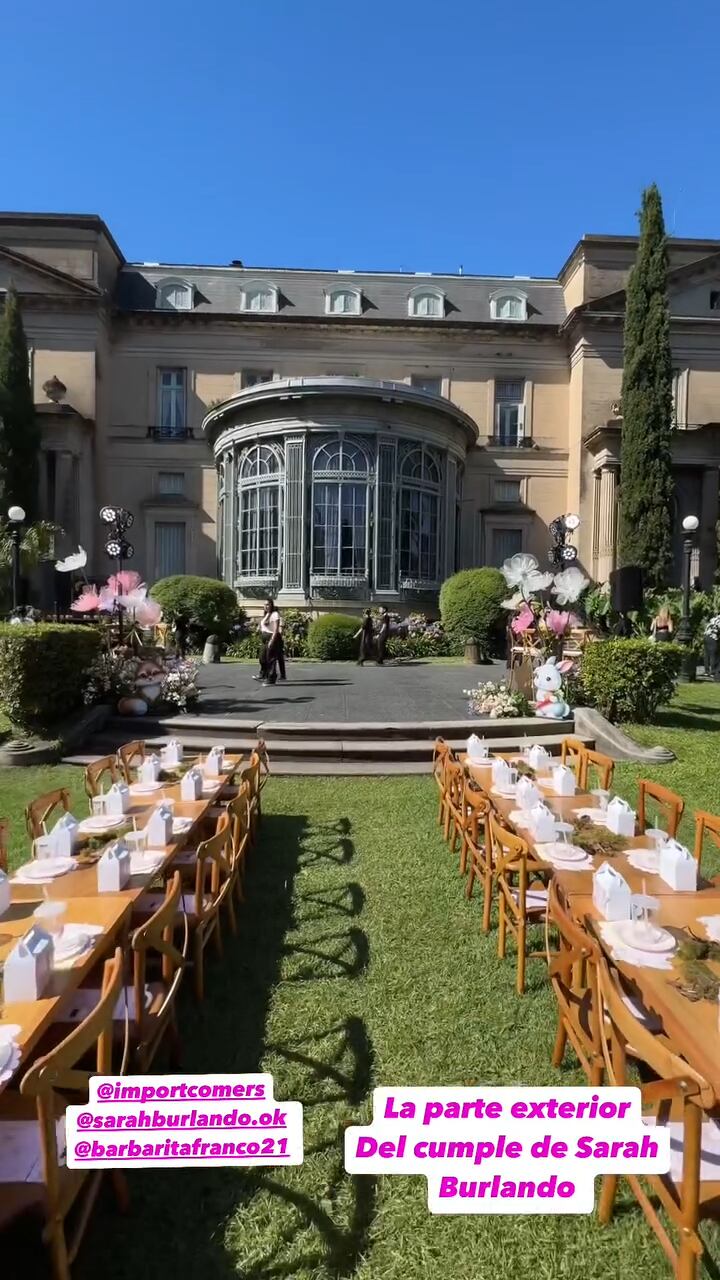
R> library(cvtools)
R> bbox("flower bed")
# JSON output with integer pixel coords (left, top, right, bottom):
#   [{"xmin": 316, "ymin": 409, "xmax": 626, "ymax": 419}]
[{"xmin": 464, "ymin": 682, "xmax": 529, "ymax": 718}]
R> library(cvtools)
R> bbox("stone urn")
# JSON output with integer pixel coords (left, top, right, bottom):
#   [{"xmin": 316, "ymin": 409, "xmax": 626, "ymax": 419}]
[
  {"xmin": 463, "ymin": 638, "xmax": 481, "ymax": 664},
  {"xmin": 202, "ymin": 634, "xmax": 221, "ymax": 664}
]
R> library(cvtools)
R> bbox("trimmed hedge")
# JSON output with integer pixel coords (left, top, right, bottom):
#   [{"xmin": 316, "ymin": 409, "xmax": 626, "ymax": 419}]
[
  {"xmin": 0, "ymin": 623, "xmax": 101, "ymax": 732},
  {"xmin": 439, "ymin": 568, "xmax": 507, "ymax": 656},
  {"xmin": 580, "ymin": 638, "xmax": 682, "ymax": 723},
  {"xmin": 150, "ymin": 575, "xmax": 238, "ymax": 641},
  {"xmin": 307, "ymin": 614, "xmax": 359, "ymax": 661}
]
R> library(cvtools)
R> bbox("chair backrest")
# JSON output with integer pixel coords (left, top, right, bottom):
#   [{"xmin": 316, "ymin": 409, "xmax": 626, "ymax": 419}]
[
  {"xmin": 117, "ymin": 739, "xmax": 146, "ymax": 784},
  {"xmin": 560, "ymin": 737, "xmax": 587, "ymax": 782},
  {"xmin": 582, "ymin": 748, "xmax": 614, "ymax": 792},
  {"xmin": 461, "ymin": 779, "xmax": 492, "ymax": 850},
  {"xmin": 444, "ymin": 759, "xmax": 465, "ymax": 812},
  {"xmin": 254, "ymin": 740, "xmax": 271, "ymax": 788},
  {"xmin": 194, "ymin": 815, "xmax": 234, "ymax": 920},
  {"xmin": 637, "ymin": 778, "xmax": 685, "ymax": 838},
  {"xmin": 0, "ymin": 818, "xmax": 8, "ymax": 873},
  {"xmin": 432, "ymin": 737, "xmax": 451, "ymax": 784},
  {"xmin": 25, "ymin": 788, "xmax": 71, "ymax": 841},
  {"xmin": 130, "ymin": 871, "xmax": 186, "ymax": 1048},
  {"xmin": 547, "ymin": 879, "xmax": 603, "ymax": 1065},
  {"xmin": 693, "ymin": 810, "xmax": 720, "ymax": 871},
  {"xmin": 489, "ymin": 811, "xmax": 531, "ymax": 872},
  {"xmin": 227, "ymin": 783, "xmax": 252, "ymax": 867},
  {"xmin": 84, "ymin": 754, "xmax": 121, "ymax": 802}
]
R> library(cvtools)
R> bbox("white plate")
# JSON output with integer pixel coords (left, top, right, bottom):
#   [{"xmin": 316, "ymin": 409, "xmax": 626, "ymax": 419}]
[
  {"xmin": 613, "ymin": 921, "xmax": 675, "ymax": 953},
  {"xmin": 78, "ymin": 815, "xmax": 126, "ymax": 834},
  {"xmin": 172, "ymin": 817, "xmax": 193, "ymax": 834},
  {"xmin": 574, "ymin": 807, "xmax": 607, "ymax": 823},
  {"xmin": 130, "ymin": 782, "xmax": 163, "ymax": 795},
  {"xmin": 54, "ymin": 931, "xmax": 91, "ymax": 962},
  {"xmin": 0, "ymin": 1041, "xmax": 14, "ymax": 1072},
  {"xmin": 627, "ymin": 850, "xmax": 659, "ymax": 873},
  {"xmin": 129, "ymin": 853, "xmax": 165, "ymax": 876},
  {"xmin": 17, "ymin": 857, "xmax": 76, "ymax": 880},
  {"xmin": 541, "ymin": 843, "xmax": 588, "ymax": 863}
]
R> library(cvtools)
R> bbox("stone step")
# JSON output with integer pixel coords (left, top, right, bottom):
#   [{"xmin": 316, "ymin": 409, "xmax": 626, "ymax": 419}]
[{"xmin": 103, "ymin": 713, "xmax": 573, "ymax": 743}]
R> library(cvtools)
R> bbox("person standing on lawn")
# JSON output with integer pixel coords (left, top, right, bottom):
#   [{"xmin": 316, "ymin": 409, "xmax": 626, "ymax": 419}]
[
  {"xmin": 376, "ymin": 608, "xmax": 391, "ymax": 665},
  {"xmin": 354, "ymin": 609, "xmax": 375, "ymax": 666},
  {"xmin": 259, "ymin": 598, "xmax": 286, "ymax": 686}
]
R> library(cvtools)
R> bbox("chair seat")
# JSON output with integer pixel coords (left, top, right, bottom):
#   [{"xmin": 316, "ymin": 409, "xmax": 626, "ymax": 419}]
[
  {"xmin": 644, "ymin": 1117, "xmax": 720, "ymax": 1187},
  {"xmin": 172, "ymin": 847, "xmax": 199, "ymax": 866},
  {"xmin": 60, "ymin": 982, "xmax": 163, "ymax": 1024},
  {"xmin": 134, "ymin": 892, "xmax": 213, "ymax": 919},
  {"xmin": 0, "ymin": 1117, "xmax": 67, "ymax": 1183},
  {"xmin": 510, "ymin": 887, "xmax": 548, "ymax": 912},
  {"xmin": 619, "ymin": 992, "xmax": 662, "ymax": 1033}
]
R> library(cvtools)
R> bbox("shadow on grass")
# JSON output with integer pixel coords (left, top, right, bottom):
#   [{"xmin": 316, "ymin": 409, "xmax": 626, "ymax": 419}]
[{"xmin": 651, "ymin": 707, "xmax": 720, "ymax": 733}]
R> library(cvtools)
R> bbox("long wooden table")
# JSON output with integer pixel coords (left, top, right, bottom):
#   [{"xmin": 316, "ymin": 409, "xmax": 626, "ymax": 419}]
[{"xmin": 0, "ymin": 754, "xmax": 242, "ymax": 1092}]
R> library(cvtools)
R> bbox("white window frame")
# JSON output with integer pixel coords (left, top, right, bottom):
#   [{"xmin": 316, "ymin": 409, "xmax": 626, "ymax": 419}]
[
  {"xmin": 409, "ymin": 374, "xmax": 444, "ymax": 396},
  {"xmin": 494, "ymin": 479, "xmax": 523, "ymax": 504},
  {"xmin": 156, "ymin": 368, "xmax": 187, "ymax": 437},
  {"xmin": 408, "ymin": 286, "xmax": 445, "ymax": 319},
  {"xmin": 153, "ymin": 519, "xmax": 188, "ymax": 578},
  {"xmin": 494, "ymin": 378, "xmax": 526, "ymax": 446},
  {"xmin": 239, "ymin": 280, "xmax": 279, "ymax": 313},
  {"xmin": 157, "ymin": 471, "xmax": 186, "ymax": 496},
  {"xmin": 155, "ymin": 278, "xmax": 194, "ymax": 311},
  {"xmin": 325, "ymin": 287, "xmax": 362, "ymax": 315},
  {"xmin": 310, "ymin": 438, "xmax": 371, "ymax": 579},
  {"xmin": 489, "ymin": 289, "xmax": 528, "ymax": 322}
]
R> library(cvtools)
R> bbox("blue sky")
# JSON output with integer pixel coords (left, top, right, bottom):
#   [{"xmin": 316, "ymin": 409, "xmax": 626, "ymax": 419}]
[{"xmin": 4, "ymin": 0, "xmax": 720, "ymax": 276}]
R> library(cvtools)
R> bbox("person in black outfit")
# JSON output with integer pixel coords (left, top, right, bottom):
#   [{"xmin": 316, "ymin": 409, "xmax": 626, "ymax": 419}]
[
  {"xmin": 354, "ymin": 610, "xmax": 375, "ymax": 666},
  {"xmin": 376, "ymin": 609, "xmax": 391, "ymax": 665},
  {"xmin": 173, "ymin": 613, "xmax": 189, "ymax": 658}
]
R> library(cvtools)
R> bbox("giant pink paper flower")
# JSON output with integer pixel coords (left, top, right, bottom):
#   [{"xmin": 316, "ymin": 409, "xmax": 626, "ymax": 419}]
[
  {"xmin": 511, "ymin": 603, "xmax": 534, "ymax": 635},
  {"xmin": 71, "ymin": 585, "xmax": 101, "ymax": 613},
  {"xmin": 107, "ymin": 570, "xmax": 142, "ymax": 596},
  {"xmin": 546, "ymin": 609, "xmax": 574, "ymax": 636}
]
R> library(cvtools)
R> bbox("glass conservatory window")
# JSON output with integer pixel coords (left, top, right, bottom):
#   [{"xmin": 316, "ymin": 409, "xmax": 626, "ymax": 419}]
[
  {"xmin": 312, "ymin": 439, "xmax": 370, "ymax": 575},
  {"xmin": 399, "ymin": 444, "xmax": 441, "ymax": 582},
  {"xmin": 237, "ymin": 443, "xmax": 282, "ymax": 577}
]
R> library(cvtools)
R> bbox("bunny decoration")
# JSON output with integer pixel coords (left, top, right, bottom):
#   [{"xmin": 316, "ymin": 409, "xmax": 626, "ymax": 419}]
[{"xmin": 533, "ymin": 657, "xmax": 574, "ymax": 719}]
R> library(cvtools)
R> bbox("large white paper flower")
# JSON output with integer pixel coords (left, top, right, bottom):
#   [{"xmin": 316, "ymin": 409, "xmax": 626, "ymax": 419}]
[
  {"xmin": 502, "ymin": 553, "xmax": 553, "ymax": 596},
  {"xmin": 551, "ymin": 566, "xmax": 590, "ymax": 606},
  {"xmin": 55, "ymin": 546, "xmax": 87, "ymax": 572}
]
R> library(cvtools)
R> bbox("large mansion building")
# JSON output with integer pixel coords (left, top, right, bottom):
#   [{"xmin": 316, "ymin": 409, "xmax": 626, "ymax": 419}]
[{"xmin": 2, "ymin": 210, "xmax": 720, "ymax": 611}]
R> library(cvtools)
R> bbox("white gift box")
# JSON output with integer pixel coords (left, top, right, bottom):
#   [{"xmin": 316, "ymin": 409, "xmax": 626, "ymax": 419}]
[
  {"xmin": 104, "ymin": 782, "xmax": 130, "ymax": 817},
  {"xmin": 181, "ymin": 768, "xmax": 203, "ymax": 801},
  {"xmin": 528, "ymin": 744, "xmax": 551, "ymax": 772},
  {"xmin": 466, "ymin": 734, "xmax": 488, "ymax": 762},
  {"xmin": 491, "ymin": 758, "xmax": 512, "ymax": 790},
  {"xmin": 97, "ymin": 840, "xmax": 131, "ymax": 892},
  {"xmin": 139, "ymin": 755, "xmax": 161, "ymax": 784},
  {"xmin": 3, "ymin": 926, "xmax": 54, "ymax": 1002},
  {"xmin": 49, "ymin": 812, "xmax": 79, "ymax": 858},
  {"xmin": 592, "ymin": 862, "xmax": 633, "ymax": 921},
  {"xmin": 161, "ymin": 740, "xmax": 183, "ymax": 768},
  {"xmin": 550, "ymin": 764, "xmax": 576, "ymax": 797},
  {"xmin": 0, "ymin": 870, "xmax": 10, "ymax": 918},
  {"xmin": 529, "ymin": 802, "xmax": 557, "ymax": 844},
  {"xmin": 605, "ymin": 797, "xmax": 636, "ymax": 838},
  {"xmin": 516, "ymin": 777, "xmax": 541, "ymax": 811},
  {"xmin": 146, "ymin": 805, "xmax": 173, "ymax": 847},
  {"xmin": 658, "ymin": 839, "xmax": 698, "ymax": 891}
]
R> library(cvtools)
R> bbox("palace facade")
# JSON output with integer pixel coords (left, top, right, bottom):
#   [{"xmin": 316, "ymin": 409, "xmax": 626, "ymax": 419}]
[{"xmin": 2, "ymin": 210, "xmax": 720, "ymax": 612}]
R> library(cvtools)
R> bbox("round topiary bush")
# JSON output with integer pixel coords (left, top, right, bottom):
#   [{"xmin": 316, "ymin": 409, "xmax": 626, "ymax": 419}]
[
  {"xmin": 439, "ymin": 568, "xmax": 507, "ymax": 657},
  {"xmin": 150, "ymin": 575, "xmax": 238, "ymax": 643},
  {"xmin": 579, "ymin": 638, "xmax": 682, "ymax": 723},
  {"xmin": 307, "ymin": 613, "xmax": 360, "ymax": 661}
]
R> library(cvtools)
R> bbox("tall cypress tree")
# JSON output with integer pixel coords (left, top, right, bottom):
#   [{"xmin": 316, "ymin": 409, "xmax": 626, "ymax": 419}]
[
  {"xmin": 0, "ymin": 286, "xmax": 40, "ymax": 518},
  {"xmin": 617, "ymin": 185, "xmax": 675, "ymax": 588}
]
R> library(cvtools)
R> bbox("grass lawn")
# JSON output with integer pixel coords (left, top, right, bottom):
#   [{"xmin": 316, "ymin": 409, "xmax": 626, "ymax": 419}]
[{"xmin": 1, "ymin": 684, "xmax": 719, "ymax": 1278}]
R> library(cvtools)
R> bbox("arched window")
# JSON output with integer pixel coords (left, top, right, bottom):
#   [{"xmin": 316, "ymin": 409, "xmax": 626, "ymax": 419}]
[
  {"xmin": 408, "ymin": 287, "xmax": 445, "ymax": 319},
  {"xmin": 398, "ymin": 443, "xmax": 442, "ymax": 583},
  {"xmin": 156, "ymin": 278, "xmax": 194, "ymax": 310},
  {"xmin": 239, "ymin": 281, "xmax": 278, "ymax": 313},
  {"xmin": 312, "ymin": 439, "xmax": 370, "ymax": 577},
  {"xmin": 237, "ymin": 443, "xmax": 283, "ymax": 578},
  {"xmin": 325, "ymin": 287, "xmax": 362, "ymax": 315},
  {"xmin": 490, "ymin": 291, "xmax": 527, "ymax": 321}
]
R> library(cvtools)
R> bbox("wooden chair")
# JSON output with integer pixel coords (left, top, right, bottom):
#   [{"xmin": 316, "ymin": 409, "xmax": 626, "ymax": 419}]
[
  {"xmin": 239, "ymin": 758, "xmax": 262, "ymax": 845},
  {"xmin": 0, "ymin": 949, "xmax": 127, "ymax": 1280},
  {"xmin": 638, "ymin": 778, "xmax": 685, "ymax": 838},
  {"xmin": 83, "ymin": 754, "xmax": 121, "ymax": 805},
  {"xmin": 117, "ymin": 739, "xmax": 146, "ymax": 785},
  {"xmin": 227, "ymin": 783, "xmax": 252, "ymax": 905},
  {"xmin": 462, "ymin": 783, "xmax": 495, "ymax": 932},
  {"xmin": 693, "ymin": 810, "xmax": 720, "ymax": 873},
  {"xmin": 432, "ymin": 738, "xmax": 452, "ymax": 825},
  {"xmin": 0, "ymin": 818, "xmax": 8, "ymax": 873},
  {"xmin": 597, "ymin": 956, "xmax": 718, "ymax": 1280},
  {"xmin": 253, "ymin": 740, "xmax": 271, "ymax": 808},
  {"xmin": 560, "ymin": 736, "xmax": 587, "ymax": 783},
  {"xmin": 442, "ymin": 759, "xmax": 465, "ymax": 850},
  {"xmin": 547, "ymin": 879, "xmax": 604, "ymax": 1085},
  {"xmin": 580, "ymin": 747, "xmax": 614, "ymax": 793},
  {"xmin": 25, "ymin": 789, "xmax": 71, "ymax": 842},
  {"xmin": 491, "ymin": 812, "xmax": 549, "ymax": 995}
]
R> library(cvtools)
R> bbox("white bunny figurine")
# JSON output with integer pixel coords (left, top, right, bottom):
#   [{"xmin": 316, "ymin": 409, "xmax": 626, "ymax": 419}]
[{"xmin": 533, "ymin": 657, "xmax": 574, "ymax": 720}]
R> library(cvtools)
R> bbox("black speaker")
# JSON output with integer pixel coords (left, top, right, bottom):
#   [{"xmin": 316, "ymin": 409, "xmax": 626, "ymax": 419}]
[{"xmin": 609, "ymin": 565, "xmax": 644, "ymax": 614}]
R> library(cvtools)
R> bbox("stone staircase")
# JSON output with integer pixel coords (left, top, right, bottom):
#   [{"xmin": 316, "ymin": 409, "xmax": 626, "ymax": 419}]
[{"xmin": 64, "ymin": 713, "xmax": 593, "ymax": 776}]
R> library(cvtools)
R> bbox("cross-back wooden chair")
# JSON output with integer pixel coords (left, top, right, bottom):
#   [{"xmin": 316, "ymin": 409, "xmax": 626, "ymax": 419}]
[
  {"xmin": 83, "ymin": 754, "xmax": 121, "ymax": 805},
  {"xmin": 227, "ymin": 782, "xmax": 252, "ymax": 905},
  {"xmin": 462, "ymin": 782, "xmax": 495, "ymax": 932},
  {"xmin": 0, "ymin": 949, "xmax": 127, "ymax": 1280},
  {"xmin": 580, "ymin": 747, "xmax": 614, "ymax": 793},
  {"xmin": 693, "ymin": 810, "xmax": 720, "ymax": 873},
  {"xmin": 253, "ymin": 740, "xmax": 271, "ymax": 805},
  {"xmin": 638, "ymin": 778, "xmax": 685, "ymax": 839},
  {"xmin": 239, "ymin": 759, "xmax": 262, "ymax": 845},
  {"xmin": 442, "ymin": 759, "xmax": 465, "ymax": 850},
  {"xmin": 0, "ymin": 817, "xmax": 8, "ymax": 873},
  {"xmin": 117, "ymin": 739, "xmax": 146, "ymax": 785},
  {"xmin": 597, "ymin": 956, "xmax": 718, "ymax": 1280},
  {"xmin": 547, "ymin": 879, "xmax": 604, "ymax": 1085},
  {"xmin": 560, "ymin": 736, "xmax": 587, "ymax": 784},
  {"xmin": 491, "ymin": 812, "xmax": 549, "ymax": 995},
  {"xmin": 25, "ymin": 788, "xmax": 71, "ymax": 843},
  {"xmin": 432, "ymin": 738, "xmax": 452, "ymax": 825}
]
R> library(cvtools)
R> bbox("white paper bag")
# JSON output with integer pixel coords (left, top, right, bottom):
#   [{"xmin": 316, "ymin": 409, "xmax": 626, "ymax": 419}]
[
  {"xmin": 139, "ymin": 755, "xmax": 161, "ymax": 784},
  {"xmin": 181, "ymin": 768, "xmax": 203, "ymax": 801},
  {"xmin": 161, "ymin": 740, "xmax": 183, "ymax": 768},
  {"xmin": 49, "ymin": 812, "xmax": 79, "ymax": 858},
  {"xmin": 529, "ymin": 802, "xmax": 557, "ymax": 844},
  {"xmin": 658, "ymin": 839, "xmax": 697, "ymax": 891},
  {"xmin": 146, "ymin": 805, "xmax": 173, "ymax": 846},
  {"xmin": 551, "ymin": 764, "xmax": 576, "ymax": 797},
  {"xmin": 528, "ymin": 744, "xmax": 551, "ymax": 772},
  {"xmin": 516, "ymin": 777, "xmax": 540, "ymax": 811},
  {"xmin": 3, "ymin": 927, "xmax": 54, "ymax": 1002},
  {"xmin": 0, "ymin": 870, "xmax": 10, "ymax": 918},
  {"xmin": 592, "ymin": 862, "xmax": 633, "ymax": 921},
  {"xmin": 104, "ymin": 782, "xmax": 130, "ymax": 816},
  {"xmin": 466, "ymin": 734, "xmax": 488, "ymax": 763},
  {"xmin": 605, "ymin": 797, "xmax": 636, "ymax": 838},
  {"xmin": 491, "ymin": 758, "xmax": 512, "ymax": 790},
  {"xmin": 97, "ymin": 840, "xmax": 131, "ymax": 892},
  {"xmin": 203, "ymin": 750, "xmax": 222, "ymax": 778}
]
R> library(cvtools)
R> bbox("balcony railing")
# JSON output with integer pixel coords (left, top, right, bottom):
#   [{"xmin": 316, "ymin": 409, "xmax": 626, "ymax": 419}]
[{"xmin": 147, "ymin": 425, "xmax": 195, "ymax": 440}]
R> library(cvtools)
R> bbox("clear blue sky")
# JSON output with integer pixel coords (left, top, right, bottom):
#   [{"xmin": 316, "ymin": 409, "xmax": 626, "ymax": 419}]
[{"xmin": 4, "ymin": 0, "xmax": 720, "ymax": 276}]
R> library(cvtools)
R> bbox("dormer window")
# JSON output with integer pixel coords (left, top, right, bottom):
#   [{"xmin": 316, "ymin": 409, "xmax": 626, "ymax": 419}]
[
  {"xmin": 490, "ymin": 291, "xmax": 527, "ymax": 321},
  {"xmin": 325, "ymin": 287, "xmax": 362, "ymax": 315},
  {"xmin": 156, "ymin": 279, "xmax": 194, "ymax": 311},
  {"xmin": 408, "ymin": 287, "xmax": 445, "ymax": 319},
  {"xmin": 240, "ymin": 281, "xmax": 278, "ymax": 313}
]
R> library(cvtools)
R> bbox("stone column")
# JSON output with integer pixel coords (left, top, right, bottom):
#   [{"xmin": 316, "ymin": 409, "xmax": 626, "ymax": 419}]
[
  {"xmin": 444, "ymin": 456, "xmax": 457, "ymax": 579},
  {"xmin": 595, "ymin": 465, "xmax": 619, "ymax": 584},
  {"xmin": 282, "ymin": 435, "xmax": 306, "ymax": 593},
  {"xmin": 374, "ymin": 436, "xmax": 397, "ymax": 591},
  {"xmin": 55, "ymin": 450, "xmax": 79, "ymax": 548},
  {"xmin": 700, "ymin": 466, "xmax": 719, "ymax": 589}
]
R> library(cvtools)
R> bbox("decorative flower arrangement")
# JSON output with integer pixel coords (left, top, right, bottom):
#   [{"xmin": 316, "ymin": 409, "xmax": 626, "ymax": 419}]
[
  {"xmin": 464, "ymin": 681, "xmax": 530, "ymax": 719},
  {"xmin": 83, "ymin": 651, "xmax": 199, "ymax": 713},
  {"xmin": 159, "ymin": 658, "xmax": 200, "ymax": 711},
  {"xmin": 501, "ymin": 553, "xmax": 590, "ymax": 719},
  {"xmin": 72, "ymin": 570, "xmax": 163, "ymax": 628},
  {"xmin": 704, "ymin": 615, "xmax": 720, "ymax": 640}
]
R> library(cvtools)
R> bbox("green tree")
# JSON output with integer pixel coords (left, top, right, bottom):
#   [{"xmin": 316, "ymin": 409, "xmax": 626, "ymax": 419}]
[
  {"xmin": 0, "ymin": 286, "xmax": 40, "ymax": 517},
  {"xmin": 617, "ymin": 184, "xmax": 675, "ymax": 589}
]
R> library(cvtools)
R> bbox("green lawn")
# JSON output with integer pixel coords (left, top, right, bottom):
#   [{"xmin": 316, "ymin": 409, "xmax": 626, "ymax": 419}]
[{"xmin": 2, "ymin": 685, "xmax": 720, "ymax": 1278}]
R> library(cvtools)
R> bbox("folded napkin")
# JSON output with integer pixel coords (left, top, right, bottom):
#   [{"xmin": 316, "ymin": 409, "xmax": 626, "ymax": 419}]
[
  {"xmin": 0, "ymin": 1025, "xmax": 22, "ymax": 1087},
  {"xmin": 535, "ymin": 844, "xmax": 594, "ymax": 871},
  {"xmin": 574, "ymin": 806, "xmax": 608, "ymax": 824},
  {"xmin": 129, "ymin": 851, "xmax": 165, "ymax": 877},
  {"xmin": 626, "ymin": 849, "xmax": 660, "ymax": 873},
  {"xmin": 598, "ymin": 921, "xmax": 675, "ymax": 970},
  {"xmin": 698, "ymin": 916, "xmax": 720, "ymax": 943},
  {"xmin": 509, "ymin": 809, "xmax": 532, "ymax": 828},
  {"xmin": 52, "ymin": 924, "xmax": 104, "ymax": 972}
]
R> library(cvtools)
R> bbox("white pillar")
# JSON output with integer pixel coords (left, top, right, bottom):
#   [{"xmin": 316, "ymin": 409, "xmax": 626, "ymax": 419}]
[{"xmin": 596, "ymin": 465, "xmax": 619, "ymax": 583}]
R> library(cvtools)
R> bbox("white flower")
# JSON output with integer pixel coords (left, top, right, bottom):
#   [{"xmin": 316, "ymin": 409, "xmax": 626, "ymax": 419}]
[
  {"xmin": 55, "ymin": 546, "xmax": 87, "ymax": 572},
  {"xmin": 551, "ymin": 566, "xmax": 590, "ymax": 606},
  {"xmin": 502, "ymin": 553, "xmax": 553, "ymax": 597}
]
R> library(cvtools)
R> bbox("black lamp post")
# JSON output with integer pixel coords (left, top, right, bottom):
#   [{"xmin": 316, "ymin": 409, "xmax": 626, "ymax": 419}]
[
  {"xmin": 8, "ymin": 505, "xmax": 26, "ymax": 613},
  {"xmin": 676, "ymin": 514, "xmax": 699, "ymax": 680},
  {"xmin": 99, "ymin": 505, "xmax": 134, "ymax": 643}
]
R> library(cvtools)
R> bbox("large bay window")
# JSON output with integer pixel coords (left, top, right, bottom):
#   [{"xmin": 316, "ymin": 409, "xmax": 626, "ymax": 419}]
[
  {"xmin": 398, "ymin": 444, "xmax": 441, "ymax": 584},
  {"xmin": 311, "ymin": 439, "xmax": 370, "ymax": 577},
  {"xmin": 237, "ymin": 443, "xmax": 283, "ymax": 579}
]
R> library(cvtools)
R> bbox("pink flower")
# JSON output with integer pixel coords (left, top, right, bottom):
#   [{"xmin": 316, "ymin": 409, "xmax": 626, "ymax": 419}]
[
  {"xmin": 107, "ymin": 571, "xmax": 142, "ymax": 596},
  {"xmin": 546, "ymin": 609, "xmax": 573, "ymax": 636},
  {"xmin": 71, "ymin": 586, "xmax": 101, "ymax": 613},
  {"xmin": 511, "ymin": 604, "xmax": 534, "ymax": 635},
  {"xmin": 135, "ymin": 598, "xmax": 163, "ymax": 626}
]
